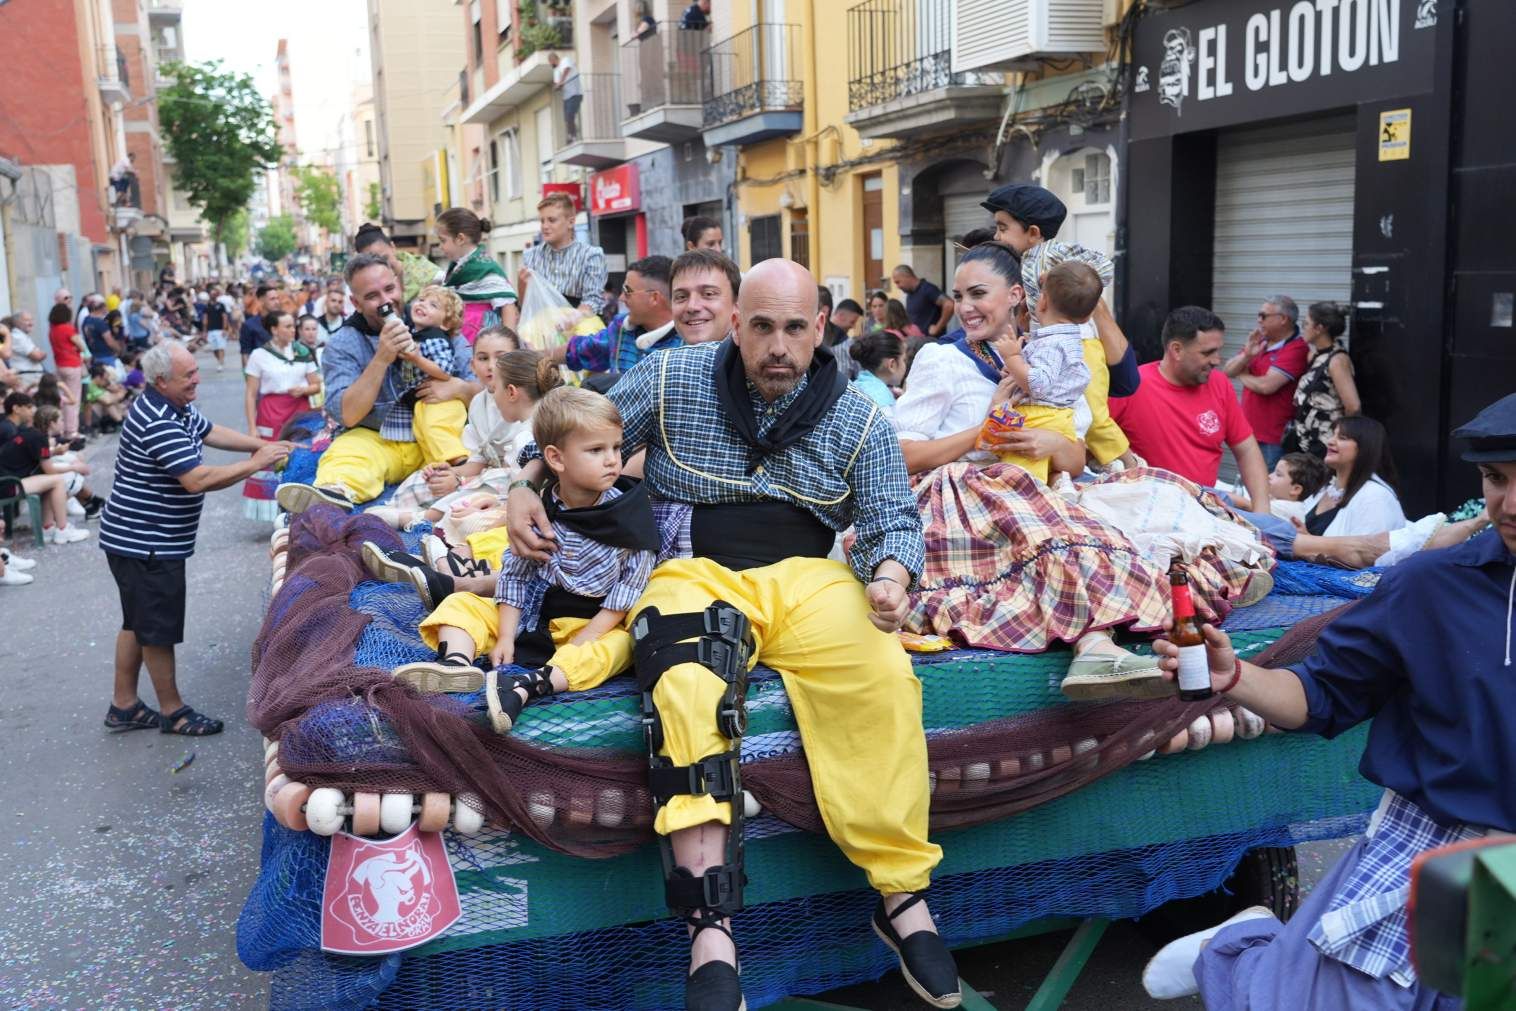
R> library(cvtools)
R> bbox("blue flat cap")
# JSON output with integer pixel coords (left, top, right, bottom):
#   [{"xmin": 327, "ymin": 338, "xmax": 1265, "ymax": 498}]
[
  {"xmin": 1454, "ymin": 392, "xmax": 1516, "ymax": 463},
  {"xmin": 981, "ymin": 183, "xmax": 1068, "ymax": 239}
]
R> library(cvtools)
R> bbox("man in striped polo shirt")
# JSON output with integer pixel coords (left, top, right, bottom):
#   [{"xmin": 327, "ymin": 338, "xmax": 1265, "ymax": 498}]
[{"xmin": 100, "ymin": 341, "xmax": 292, "ymax": 737}]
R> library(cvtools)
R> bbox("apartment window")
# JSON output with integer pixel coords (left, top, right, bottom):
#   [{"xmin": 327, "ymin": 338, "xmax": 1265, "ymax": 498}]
[
  {"xmin": 364, "ymin": 120, "xmax": 375, "ymax": 159},
  {"xmin": 498, "ymin": 128, "xmax": 522, "ymax": 200},
  {"xmin": 750, "ymin": 215, "xmax": 782, "ymax": 264},
  {"xmin": 488, "ymin": 138, "xmax": 500, "ymax": 203},
  {"xmin": 470, "ymin": 1, "xmax": 484, "ymax": 64},
  {"xmin": 1071, "ymin": 152, "xmax": 1111, "ymax": 205},
  {"xmin": 496, "ymin": 0, "xmax": 512, "ymax": 37},
  {"xmin": 788, "ymin": 209, "xmax": 809, "ymax": 269},
  {"xmin": 535, "ymin": 106, "xmax": 554, "ymax": 177}
]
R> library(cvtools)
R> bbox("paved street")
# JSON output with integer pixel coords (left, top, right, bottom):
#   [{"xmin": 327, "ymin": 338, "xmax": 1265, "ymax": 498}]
[
  {"xmin": 0, "ymin": 359, "xmax": 1354, "ymax": 1009},
  {"xmin": 1, "ymin": 360, "xmax": 268, "ymax": 1009}
]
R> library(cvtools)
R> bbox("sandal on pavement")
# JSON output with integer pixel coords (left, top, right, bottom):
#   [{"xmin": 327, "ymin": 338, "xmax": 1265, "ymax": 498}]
[
  {"xmin": 871, "ymin": 893, "xmax": 961, "ymax": 1009},
  {"xmin": 104, "ymin": 699, "xmax": 161, "ymax": 732},
  {"xmin": 159, "ymin": 706, "xmax": 224, "ymax": 736},
  {"xmin": 683, "ymin": 909, "xmax": 744, "ymax": 1011},
  {"xmin": 394, "ymin": 652, "xmax": 485, "ymax": 693}
]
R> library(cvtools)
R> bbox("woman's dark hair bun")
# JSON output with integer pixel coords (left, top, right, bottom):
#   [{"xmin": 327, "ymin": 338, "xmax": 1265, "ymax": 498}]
[{"xmin": 478, "ymin": 218, "xmax": 492, "ymax": 233}]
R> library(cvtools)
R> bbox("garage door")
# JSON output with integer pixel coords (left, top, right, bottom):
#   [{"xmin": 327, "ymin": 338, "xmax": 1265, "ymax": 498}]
[{"xmin": 1211, "ymin": 115, "xmax": 1356, "ymax": 358}]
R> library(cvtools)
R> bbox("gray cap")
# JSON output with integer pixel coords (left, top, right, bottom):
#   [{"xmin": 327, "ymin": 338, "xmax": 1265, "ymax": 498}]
[{"xmin": 1454, "ymin": 392, "xmax": 1516, "ymax": 463}]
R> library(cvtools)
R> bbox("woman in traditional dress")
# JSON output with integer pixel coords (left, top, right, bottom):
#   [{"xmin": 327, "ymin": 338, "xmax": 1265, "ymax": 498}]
[
  {"xmin": 242, "ymin": 310, "xmax": 320, "ymax": 521},
  {"xmin": 894, "ymin": 241, "xmax": 1272, "ymax": 699},
  {"xmin": 438, "ymin": 207, "xmax": 519, "ymax": 340}
]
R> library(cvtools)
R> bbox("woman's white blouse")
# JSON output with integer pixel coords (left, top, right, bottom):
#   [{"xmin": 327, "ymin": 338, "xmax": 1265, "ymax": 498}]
[
  {"xmin": 1305, "ymin": 475, "xmax": 1407, "ymax": 537},
  {"xmin": 894, "ymin": 342, "xmax": 997, "ymax": 443}
]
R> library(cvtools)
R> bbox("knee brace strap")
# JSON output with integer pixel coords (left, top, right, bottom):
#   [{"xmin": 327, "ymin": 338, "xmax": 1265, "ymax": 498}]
[
  {"xmin": 647, "ymin": 748, "xmax": 740, "ymax": 807},
  {"xmin": 666, "ymin": 864, "xmax": 744, "ymax": 919},
  {"xmin": 633, "ymin": 603, "xmax": 754, "ymax": 750}
]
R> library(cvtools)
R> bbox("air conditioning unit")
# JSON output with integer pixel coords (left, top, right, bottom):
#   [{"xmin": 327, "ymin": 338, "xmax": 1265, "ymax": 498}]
[{"xmin": 952, "ymin": 0, "xmax": 1108, "ymax": 73}]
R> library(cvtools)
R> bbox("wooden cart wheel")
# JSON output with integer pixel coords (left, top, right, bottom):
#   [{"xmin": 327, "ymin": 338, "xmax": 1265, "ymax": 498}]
[
  {"xmin": 417, "ymin": 792, "xmax": 451, "ymax": 832},
  {"xmin": 351, "ymin": 792, "xmax": 381, "ymax": 836},
  {"xmin": 275, "ymin": 782, "xmax": 312, "ymax": 833}
]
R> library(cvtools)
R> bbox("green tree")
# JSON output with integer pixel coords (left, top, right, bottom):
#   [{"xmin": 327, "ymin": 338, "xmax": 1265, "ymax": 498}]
[
  {"xmin": 157, "ymin": 60, "xmax": 281, "ymax": 262},
  {"xmin": 222, "ymin": 207, "xmax": 250, "ymax": 260},
  {"xmin": 293, "ymin": 165, "xmax": 342, "ymax": 237},
  {"xmin": 256, "ymin": 214, "xmax": 298, "ymax": 263},
  {"xmin": 365, "ymin": 182, "xmax": 382, "ymax": 222}
]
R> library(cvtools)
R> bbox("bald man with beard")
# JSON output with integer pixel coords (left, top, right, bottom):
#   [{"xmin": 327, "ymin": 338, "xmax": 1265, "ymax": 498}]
[{"xmin": 505, "ymin": 259, "xmax": 959, "ymax": 1010}]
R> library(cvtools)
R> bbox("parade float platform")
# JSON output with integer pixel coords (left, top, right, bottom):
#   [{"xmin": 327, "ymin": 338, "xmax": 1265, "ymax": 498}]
[{"xmin": 239, "ymin": 493, "xmax": 1382, "ymax": 1010}]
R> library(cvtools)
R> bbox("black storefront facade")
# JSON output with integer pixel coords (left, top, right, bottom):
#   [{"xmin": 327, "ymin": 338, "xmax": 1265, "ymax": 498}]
[{"xmin": 1119, "ymin": 0, "xmax": 1515, "ymax": 516}]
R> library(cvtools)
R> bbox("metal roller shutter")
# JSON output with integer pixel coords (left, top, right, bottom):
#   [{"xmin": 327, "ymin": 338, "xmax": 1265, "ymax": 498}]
[
  {"xmin": 943, "ymin": 192, "xmax": 987, "ymax": 281},
  {"xmin": 1211, "ymin": 115, "xmax": 1357, "ymax": 358}
]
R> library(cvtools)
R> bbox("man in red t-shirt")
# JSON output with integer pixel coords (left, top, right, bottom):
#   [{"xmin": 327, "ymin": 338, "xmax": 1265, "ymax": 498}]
[
  {"xmin": 1222, "ymin": 295, "xmax": 1310, "ymax": 468},
  {"xmin": 1109, "ymin": 306, "xmax": 1271, "ymax": 510}
]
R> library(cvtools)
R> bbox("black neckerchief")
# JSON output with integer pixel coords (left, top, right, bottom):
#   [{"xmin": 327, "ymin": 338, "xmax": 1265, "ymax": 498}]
[
  {"xmin": 541, "ymin": 477, "xmax": 660, "ymax": 552},
  {"xmin": 712, "ymin": 339, "xmax": 848, "ymax": 468}
]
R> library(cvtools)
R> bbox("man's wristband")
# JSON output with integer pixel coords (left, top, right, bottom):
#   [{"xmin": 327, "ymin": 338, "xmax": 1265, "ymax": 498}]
[
  {"xmin": 507, "ymin": 478, "xmax": 540, "ymax": 495},
  {"xmin": 870, "ymin": 574, "xmax": 908, "ymax": 589}
]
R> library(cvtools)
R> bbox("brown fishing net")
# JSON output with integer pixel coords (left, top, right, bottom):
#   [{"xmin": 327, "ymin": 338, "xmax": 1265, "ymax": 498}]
[{"xmin": 255, "ymin": 507, "xmax": 1351, "ymax": 859}]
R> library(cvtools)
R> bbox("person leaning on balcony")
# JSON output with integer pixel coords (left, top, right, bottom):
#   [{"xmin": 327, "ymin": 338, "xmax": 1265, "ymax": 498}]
[
  {"xmin": 548, "ymin": 52, "xmax": 582, "ymax": 143},
  {"xmin": 517, "ymin": 192, "xmax": 609, "ymax": 321},
  {"xmin": 109, "ymin": 154, "xmax": 137, "ymax": 207},
  {"xmin": 680, "ymin": 0, "xmax": 711, "ymax": 30}
]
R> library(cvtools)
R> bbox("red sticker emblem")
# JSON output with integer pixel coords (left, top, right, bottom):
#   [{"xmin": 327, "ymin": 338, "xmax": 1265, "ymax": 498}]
[{"xmin": 320, "ymin": 823, "xmax": 462, "ymax": 955}]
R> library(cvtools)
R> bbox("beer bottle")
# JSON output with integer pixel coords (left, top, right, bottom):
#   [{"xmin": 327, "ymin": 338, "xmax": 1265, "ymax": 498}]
[{"xmin": 1168, "ymin": 562, "xmax": 1213, "ymax": 701}]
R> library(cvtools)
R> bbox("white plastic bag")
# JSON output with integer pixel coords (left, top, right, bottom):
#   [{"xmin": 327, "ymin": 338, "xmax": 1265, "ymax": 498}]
[{"xmin": 516, "ymin": 268, "xmax": 580, "ymax": 351}]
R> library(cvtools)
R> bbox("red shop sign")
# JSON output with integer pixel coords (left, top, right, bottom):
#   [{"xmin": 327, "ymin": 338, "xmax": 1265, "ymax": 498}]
[
  {"xmin": 590, "ymin": 164, "xmax": 640, "ymax": 215},
  {"xmin": 540, "ymin": 182, "xmax": 583, "ymax": 212}
]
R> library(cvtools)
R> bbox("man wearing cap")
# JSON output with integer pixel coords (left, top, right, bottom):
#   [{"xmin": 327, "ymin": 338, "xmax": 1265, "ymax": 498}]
[{"xmin": 1140, "ymin": 391, "xmax": 1516, "ymax": 1009}]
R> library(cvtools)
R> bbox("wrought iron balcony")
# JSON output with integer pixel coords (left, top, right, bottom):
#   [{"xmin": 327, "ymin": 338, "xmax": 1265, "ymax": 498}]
[
  {"xmin": 844, "ymin": 0, "xmax": 1004, "ymax": 140},
  {"xmin": 620, "ymin": 22, "xmax": 708, "ymax": 142},
  {"xmin": 701, "ymin": 23, "xmax": 803, "ymax": 147},
  {"xmin": 550, "ymin": 72, "xmax": 628, "ymax": 169}
]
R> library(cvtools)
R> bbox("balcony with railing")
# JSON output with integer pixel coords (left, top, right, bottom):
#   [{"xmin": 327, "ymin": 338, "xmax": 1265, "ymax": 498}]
[
  {"xmin": 844, "ymin": 0, "xmax": 1005, "ymax": 140},
  {"xmin": 620, "ymin": 22, "xmax": 708, "ymax": 143},
  {"xmin": 700, "ymin": 23, "xmax": 803, "ymax": 148},
  {"xmin": 549, "ymin": 72, "xmax": 628, "ymax": 169},
  {"xmin": 97, "ymin": 44, "xmax": 130, "ymax": 103}
]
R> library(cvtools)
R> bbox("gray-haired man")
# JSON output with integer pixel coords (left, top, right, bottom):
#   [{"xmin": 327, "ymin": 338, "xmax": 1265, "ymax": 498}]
[
  {"xmin": 99, "ymin": 341, "xmax": 291, "ymax": 736},
  {"xmin": 1223, "ymin": 294, "xmax": 1310, "ymax": 468}
]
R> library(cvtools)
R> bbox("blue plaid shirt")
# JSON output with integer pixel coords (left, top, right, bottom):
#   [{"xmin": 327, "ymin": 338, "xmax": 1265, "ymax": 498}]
[
  {"xmin": 1308, "ymin": 790, "xmax": 1486, "ymax": 985},
  {"xmin": 521, "ymin": 341, "xmax": 924, "ymax": 584},
  {"xmin": 322, "ymin": 319, "xmax": 475, "ymax": 443}
]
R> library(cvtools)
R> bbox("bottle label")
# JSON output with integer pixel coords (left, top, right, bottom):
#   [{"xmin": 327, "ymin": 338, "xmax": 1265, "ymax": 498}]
[
  {"xmin": 1171, "ymin": 581, "xmax": 1196, "ymax": 619},
  {"xmin": 1176, "ymin": 645, "xmax": 1211, "ymax": 692}
]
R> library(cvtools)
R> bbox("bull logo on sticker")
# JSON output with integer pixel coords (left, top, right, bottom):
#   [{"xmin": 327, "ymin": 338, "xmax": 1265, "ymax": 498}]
[
  {"xmin": 1158, "ymin": 28, "xmax": 1195, "ymax": 115},
  {"xmin": 1196, "ymin": 410, "xmax": 1221, "ymax": 437},
  {"xmin": 1414, "ymin": 0, "xmax": 1437, "ymax": 28},
  {"xmin": 321, "ymin": 823, "xmax": 463, "ymax": 955}
]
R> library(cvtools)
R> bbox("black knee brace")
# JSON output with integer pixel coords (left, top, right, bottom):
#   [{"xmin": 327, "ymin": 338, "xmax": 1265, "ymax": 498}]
[{"xmin": 632, "ymin": 601, "xmax": 754, "ymax": 918}]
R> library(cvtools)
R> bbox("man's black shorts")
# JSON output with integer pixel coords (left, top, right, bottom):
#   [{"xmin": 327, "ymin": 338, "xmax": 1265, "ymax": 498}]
[{"xmin": 106, "ymin": 552, "xmax": 187, "ymax": 646}]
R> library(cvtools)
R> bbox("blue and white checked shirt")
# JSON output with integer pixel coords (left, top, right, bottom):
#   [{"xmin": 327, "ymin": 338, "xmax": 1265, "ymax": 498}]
[
  {"xmin": 519, "ymin": 341, "xmax": 924, "ymax": 584},
  {"xmin": 322, "ymin": 319, "xmax": 475, "ymax": 443},
  {"xmin": 523, "ymin": 239, "xmax": 608, "ymax": 316},
  {"xmin": 1019, "ymin": 322, "xmax": 1090, "ymax": 409},
  {"xmin": 1308, "ymin": 790, "xmax": 1486, "ymax": 985},
  {"xmin": 495, "ymin": 486, "xmax": 656, "ymax": 621}
]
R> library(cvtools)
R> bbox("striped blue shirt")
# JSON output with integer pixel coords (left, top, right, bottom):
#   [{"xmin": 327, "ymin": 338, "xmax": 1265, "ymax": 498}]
[
  {"xmin": 99, "ymin": 388, "xmax": 213, "ymax": 559},
  {"xmin": 495, "ymin": 486, "xmax": 655, "ymax": 615}
]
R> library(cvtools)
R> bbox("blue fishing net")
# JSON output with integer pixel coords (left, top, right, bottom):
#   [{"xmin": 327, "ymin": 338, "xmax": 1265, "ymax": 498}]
[{"xmin": 1272, "ymin": 559, "xmax": 1383, "ymax": 598}]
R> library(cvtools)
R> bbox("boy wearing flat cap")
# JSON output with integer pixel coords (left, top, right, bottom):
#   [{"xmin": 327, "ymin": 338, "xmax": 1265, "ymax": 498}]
[
  {"xmin": 1140, "ymin": 391, "xmax": 1516, "ymax": 1009},
  {"xmin": 983, "ymin": 181, "xmax": 1137, "ymax": 468}
]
